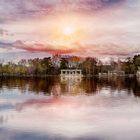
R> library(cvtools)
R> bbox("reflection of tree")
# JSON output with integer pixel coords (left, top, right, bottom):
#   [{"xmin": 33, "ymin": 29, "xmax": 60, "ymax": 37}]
[
  {"xmin": 81, "ymin": 77, "xmax": 97, "ymax": 95},
  {"xmin": 0, "ymin": 76, "xmax": 139, "ymax": 97},
  {"xmin": 0, "ymin": 114, "xmax": 14, "ymax": 125},
  {"xmin": 97, "ymin": 77, "xmax": 140, "ymax": 96},
  {"xmin": 51, "ymin": 84, "xmax": 61, "ymax": 97},
  {"xmin": 0, "ymin": 77, "xmax": 59, "ymax": 95}
]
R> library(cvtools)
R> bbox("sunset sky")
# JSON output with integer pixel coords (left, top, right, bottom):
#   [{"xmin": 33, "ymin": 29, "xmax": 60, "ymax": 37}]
[{"xmin": 0, "ymin": 0, "xmax": 140, "ymax": 61}]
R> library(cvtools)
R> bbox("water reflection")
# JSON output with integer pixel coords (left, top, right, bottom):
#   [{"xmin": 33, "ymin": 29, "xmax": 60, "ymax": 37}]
[
  {"xmin": 0, "ymin": 76, "xmax": 140, "ymax": 140},
  {"xmin": 0, "ymin": 76, "xmax": 139, "ymax": 96}
]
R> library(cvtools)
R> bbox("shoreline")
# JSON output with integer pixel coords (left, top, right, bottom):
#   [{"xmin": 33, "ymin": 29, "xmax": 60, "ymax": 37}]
[{"xmin": 0, "ymin": 74, "xmax": 138, "ymax": 78}]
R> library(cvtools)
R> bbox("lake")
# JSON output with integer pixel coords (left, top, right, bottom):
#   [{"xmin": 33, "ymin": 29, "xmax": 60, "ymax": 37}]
[{"xmin": 0, "ymin": 76, "xmax": 140, "ymax": 140}]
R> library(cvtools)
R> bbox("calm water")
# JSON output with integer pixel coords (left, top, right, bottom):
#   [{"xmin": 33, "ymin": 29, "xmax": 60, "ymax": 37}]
[{"xmin": 0, "ymin": 76, "xmax": 140, "ymax": 140}]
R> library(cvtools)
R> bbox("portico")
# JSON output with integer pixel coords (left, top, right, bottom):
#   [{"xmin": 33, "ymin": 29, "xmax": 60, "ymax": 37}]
[{"xmin": 60, "ymin": 69, "xmax": 82, "ymax": 77}]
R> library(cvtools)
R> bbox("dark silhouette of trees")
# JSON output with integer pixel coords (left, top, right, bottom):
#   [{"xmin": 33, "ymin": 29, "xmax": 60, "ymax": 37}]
[
  {"xmin": 0, "ymin": 54, "xmax": 139, "ymax": 77},
  {"xmin": 133, "ymin": 55, "xmax": 140, "ymax": 70},
  {"xmin": 81, "ymin": 57, "xmax": 97, "ymax": 75},
  {"xmin": 122, "ymin": 57, "xmax": 136, "ymax": 74},
  {"xmin": 60, "ymin": 57, "xmax": 69, "ymax": 69}
]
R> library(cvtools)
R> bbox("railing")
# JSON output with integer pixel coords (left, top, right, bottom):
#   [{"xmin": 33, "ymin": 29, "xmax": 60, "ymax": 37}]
[{"xmin": 60, "ymin": 69, "xmax": 82, "ymax": 77}]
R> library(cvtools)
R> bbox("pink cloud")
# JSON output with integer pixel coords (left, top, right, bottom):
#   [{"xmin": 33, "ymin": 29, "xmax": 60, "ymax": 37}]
[
  {"xmin": 13, "ymin": 40, "xmax": 140, "ymax": 57},
  {"xmin": 13, "ymin": 40, "xmax": 81, "ymax": 55}
]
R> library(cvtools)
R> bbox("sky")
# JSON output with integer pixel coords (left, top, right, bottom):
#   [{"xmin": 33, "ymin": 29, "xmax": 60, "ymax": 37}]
[{"xmin": 0, "ymin": 0, "xmax": 140, "ymax": 61}]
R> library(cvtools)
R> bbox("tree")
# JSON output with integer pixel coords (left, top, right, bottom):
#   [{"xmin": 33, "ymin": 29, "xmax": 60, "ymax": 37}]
[
  {"xmin": 41, "ymin": 57, "xmax": 53, "ymax": 75},
  {"xmin": 81, "ymin": 57, "xmax": 97, "ymax": 75},
  {"xmin": 60, "ymin": 57, "xmax": 69, "ymax": 69},
  {"xmin": 122, "ymin": 57, "xmax": 136, "ymax": 74},
  {"xmin": 133, "ymin": 55, "xmax": 140, "ymax": 70}
]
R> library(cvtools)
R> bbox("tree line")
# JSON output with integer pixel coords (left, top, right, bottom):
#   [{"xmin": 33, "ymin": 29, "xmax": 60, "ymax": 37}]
[{"xmin": 0, "ymin": 54, "xmax": 139, "ymax": 76}]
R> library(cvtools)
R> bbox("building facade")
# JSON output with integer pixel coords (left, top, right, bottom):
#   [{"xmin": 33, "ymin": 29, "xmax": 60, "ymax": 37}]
[{"xmin": 60, "ymin": 69, "xmax": 82, "ymax": 77}]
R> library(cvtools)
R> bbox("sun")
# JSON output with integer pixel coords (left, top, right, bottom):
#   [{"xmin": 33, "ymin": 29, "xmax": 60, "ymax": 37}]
[{"xmin": 63, "ymin": 26, "xmax": 75, "ymax": 36}]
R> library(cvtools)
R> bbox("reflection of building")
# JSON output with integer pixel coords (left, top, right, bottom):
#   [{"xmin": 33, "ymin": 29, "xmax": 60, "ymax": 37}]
[
  {"xmin": 60, "ymin": 69, "xmax": 82, "ymax": 77},
  {"xmin": 61, "ymin": 76, "xmax": 82, "ymax": 83},
  {"xmin": 108, "ymin": 70, "xmax": 125, "ymax": 76},
  {"xmin": 99, "ymin": 71, "xmax": 125, "ymax": 77},
  {"xmin": 98, "ymin": 72, "xmax": 108, "ymax": 76},
  {"xmin": 51, "ymin": 84, "xmax": 61, "ymax": 97},
  {"xmin": 60, "ymin": 76, "xmax": 83, "ymax": 94}
]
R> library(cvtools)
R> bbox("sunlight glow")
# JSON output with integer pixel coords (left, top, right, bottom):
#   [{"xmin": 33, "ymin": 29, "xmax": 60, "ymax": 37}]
[
  {"xmin": 47, "ymin": 14, "xmax": 87, "ymax": 50},
  {"xmin": 63, "ymin": 26, "xmax": 75, "ymax": 36}
]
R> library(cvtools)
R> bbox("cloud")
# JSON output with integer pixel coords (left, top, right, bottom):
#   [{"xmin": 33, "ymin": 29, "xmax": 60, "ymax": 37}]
[
  {"xmin": 0, "ymin": 28, "xmax": 14, "ymax": 37},
  {"xmin": 0, "ymin": 41, "xmax": 13, "ymax": 48},
  {"xmin": 0, "ymin": 0, "xmax": 139, "ymax": 60},
  {"xmin": 0, "ymin": 29, "xmax": 8, "ymax": 36},
  {"xmin": 12, "ymin": 40, "xmax": 140, "ymax": 57},
  {"xmin": 0, "ymin": 0, "xmax": 125, "ymax": 23},
  {"xmin": 93, "ymin": 44, "xmax": 140, "ymax": 56},
  {"xmin": 13, "ymin": 40, "xmax": 80, "ymax": 54},
  {"xmin": 76, "ymin": 43, "xmax": 140, "ymax": 57}
]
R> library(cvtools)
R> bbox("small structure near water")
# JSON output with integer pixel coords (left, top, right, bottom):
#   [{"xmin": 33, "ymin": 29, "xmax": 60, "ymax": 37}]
[
  {"xmin": 60, "ymin": 69, "xmax": 82, "ymax": 77},
  {"xmin": 99, "ymin": 70, "xmax": 125, "ymax": 77}
]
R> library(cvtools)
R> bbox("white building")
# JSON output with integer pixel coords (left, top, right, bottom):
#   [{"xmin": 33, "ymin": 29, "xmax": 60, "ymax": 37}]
[{"xmin": 60, "ymin": 69, "xmax": 82, "ymax": 77}]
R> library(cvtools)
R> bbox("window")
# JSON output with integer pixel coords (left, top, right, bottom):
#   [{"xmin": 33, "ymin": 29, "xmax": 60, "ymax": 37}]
[{"xmin": 77, "ymin": 71, "xmax": 80, "ymax": 74}]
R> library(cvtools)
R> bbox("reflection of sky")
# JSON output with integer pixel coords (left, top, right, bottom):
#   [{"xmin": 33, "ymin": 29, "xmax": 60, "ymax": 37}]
[
  {"xmin": 0, "ymin": 88, "xmax": 45, "ymax": 112},
  {"xmin": 1, "ymin": 87, "xmax": 140, "ymax": 140}
]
